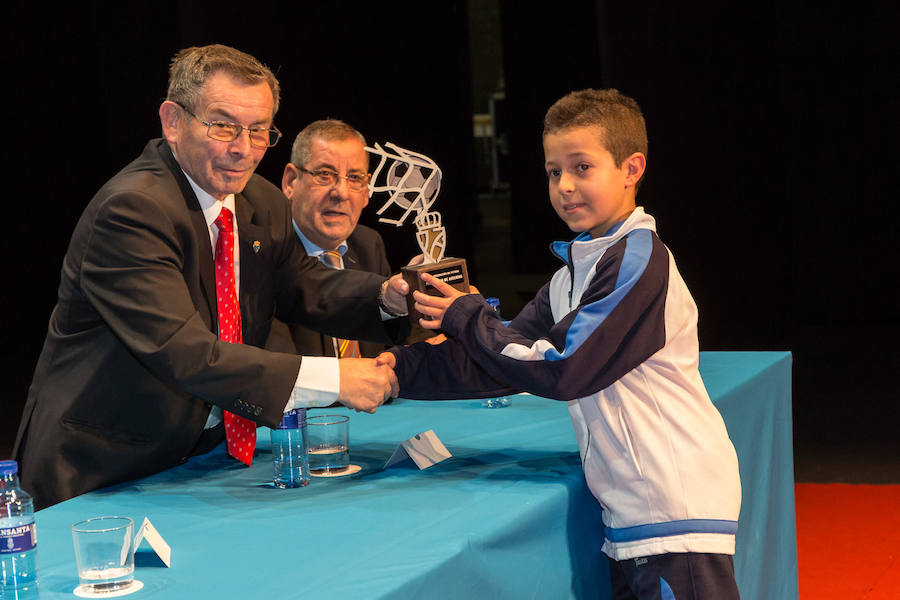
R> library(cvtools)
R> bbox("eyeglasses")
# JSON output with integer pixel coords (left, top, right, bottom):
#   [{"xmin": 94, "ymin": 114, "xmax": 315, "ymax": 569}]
[
  {"xmin": 298, "ymin": 167, "xmax": 369, "ymax": 192},
  {"xmin": 177, "ymin": 103, "xmax": 282, "ymax": 148}
]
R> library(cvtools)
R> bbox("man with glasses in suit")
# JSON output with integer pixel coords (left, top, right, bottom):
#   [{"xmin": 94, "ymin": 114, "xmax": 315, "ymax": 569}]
[{"xmin": 268, "ymin": 120, "xmax": 397, "ymax": 359}]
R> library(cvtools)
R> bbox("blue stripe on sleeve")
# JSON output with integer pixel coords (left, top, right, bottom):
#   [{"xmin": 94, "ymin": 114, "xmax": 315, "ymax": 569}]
[
  {"xmin": 543, "ymin": 230, "xmax": 654, "ymax": 362},
  {"xmin": 605, "ymin": 519, "xmax": 738, "ymax": 543}
]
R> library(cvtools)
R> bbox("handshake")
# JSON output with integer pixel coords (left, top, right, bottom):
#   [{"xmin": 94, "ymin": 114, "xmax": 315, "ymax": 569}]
[{"xmin": 333, "ymin": 354, "xmax": 398, "ymax": 414}]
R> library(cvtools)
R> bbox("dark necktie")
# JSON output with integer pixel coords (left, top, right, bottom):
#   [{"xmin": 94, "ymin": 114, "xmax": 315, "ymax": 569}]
[
  {"xmin": 214, "ymin": 207, "xmax": 256, "ymax": 465},
  {"xmin": 320, "ymin": 250, "xmax": 360, "ymax": 358}
]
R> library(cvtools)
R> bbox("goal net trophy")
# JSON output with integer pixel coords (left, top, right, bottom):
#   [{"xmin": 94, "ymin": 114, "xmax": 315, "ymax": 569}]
[{"xmin": 366, "ymin": 142, "xmax": 469, "ymax": 324}]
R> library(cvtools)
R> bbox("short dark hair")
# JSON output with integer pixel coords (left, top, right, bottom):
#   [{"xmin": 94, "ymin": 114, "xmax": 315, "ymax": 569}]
[
  {"xmin": 543, "ymin": 89, "xmax": 647, "ymax": 168},
  {"xmin": 290, "ymin": 119, "xmax": 367, "ymax": 167},
  {"xmin": 167, "ymin": 44, "xmax": 280, "ymax": 117}
]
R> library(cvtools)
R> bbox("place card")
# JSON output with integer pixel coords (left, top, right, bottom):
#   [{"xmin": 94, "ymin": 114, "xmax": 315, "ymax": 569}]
[
  {"xmin": 134, "ymin": 517, "xmax": 171, "ymax": 567},
  {"xmin": 384, "ymin": 429, "xmax": 451, "ymax": 470}
]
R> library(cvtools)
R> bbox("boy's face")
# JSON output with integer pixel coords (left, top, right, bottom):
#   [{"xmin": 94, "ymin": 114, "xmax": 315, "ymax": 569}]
[{"xmin": 543, "ymin": 126, "xmax": 644, "ymax": 238}]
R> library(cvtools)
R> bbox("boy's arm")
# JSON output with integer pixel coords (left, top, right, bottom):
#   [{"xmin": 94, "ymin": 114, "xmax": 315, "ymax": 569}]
[
  {"xmin": 383, "ymin": 280, "xmax": 557, "ymax": 400},
  {"xmin": 381, "ymin": 336, "xmax": 517, "ymax": 400},
  {"xmin": 397, "ymin": 230, "xmax": 670, "ymax": 401}
]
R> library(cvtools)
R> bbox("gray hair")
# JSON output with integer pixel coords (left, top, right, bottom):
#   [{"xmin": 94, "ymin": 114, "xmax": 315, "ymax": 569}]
[
  {"xmin": 290, "ymin": 119, "xmax": 367, "ymax": 167},
  {"xmin": 166, "ymin": 44, "xmax": 280, "ymax": 117}
]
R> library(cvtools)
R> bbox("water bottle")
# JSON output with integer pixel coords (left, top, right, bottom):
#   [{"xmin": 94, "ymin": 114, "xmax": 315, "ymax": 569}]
[
  {"xmin": 482, "ymin": 298, "xmax": 511, "ymax": 408},
  {"xmin": 1, "ymin": 460, "xmax": 38, "ymax": 597},
  {"xmin": 270, "ymin": 409, "xmax": 309, "ymax": 488}
]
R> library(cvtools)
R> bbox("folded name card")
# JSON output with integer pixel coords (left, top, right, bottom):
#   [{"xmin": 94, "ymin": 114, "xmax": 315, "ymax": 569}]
[
  {"xmin": 134, "ymin": 517, "xmax": 171, "ymax": 567},
  {"xmin": 384, "ymin": 429, "xmax": 451, "ymax": 470}
]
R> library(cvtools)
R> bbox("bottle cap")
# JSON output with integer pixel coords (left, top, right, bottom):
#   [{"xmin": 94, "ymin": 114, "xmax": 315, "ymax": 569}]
[{"xmin": 0, "ymin": 460, "xmax": 18, "ymax": 475}]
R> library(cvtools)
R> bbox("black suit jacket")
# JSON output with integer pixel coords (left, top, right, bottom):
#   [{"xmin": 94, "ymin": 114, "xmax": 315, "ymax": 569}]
[
  {"xmin": 14, "ymin": 139, "xmax": 400, "ymax": 509},
  {"xmin": 266, "ymin": 225, "xmax": 393, "ymax": 358}
]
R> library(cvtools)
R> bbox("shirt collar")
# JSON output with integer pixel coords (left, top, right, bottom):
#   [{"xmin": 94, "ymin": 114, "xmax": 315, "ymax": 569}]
[
  {"xmin": 293, "ymin": 221, "xmax": 348, "ymax": 258},
  {"xmin": 550, "ymin": 207, "xmax": 654, "ymax": 263},
  {"xmin": 181, "ymin": 169, "xmax": 236, "ymax": 228}
]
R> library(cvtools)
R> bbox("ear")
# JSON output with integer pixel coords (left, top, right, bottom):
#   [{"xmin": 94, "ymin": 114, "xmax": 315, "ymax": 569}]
[
  {"xmin": 282, "ymin": 163, "xmax": 300, "ymax": 198},
  {"xmin": 361, "ymin": 174, "xmax": 371, "ymax": 208},
  {"xmin": 159, "ymin": 101, "xmax": 181, "ymax": 144},
  {"xmin": 623, "ymin": 152, "xmax": 646, "ymax": 188}
]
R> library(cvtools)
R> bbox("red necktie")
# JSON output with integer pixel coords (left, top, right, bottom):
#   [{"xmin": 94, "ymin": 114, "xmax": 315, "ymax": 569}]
[
  {"xmin": 214, "ymin": 207, "xmax": 256, "ymax": 466},
  {"xmin": 320, "ymin": 251, "xmax": 360, "ymax": 358}
]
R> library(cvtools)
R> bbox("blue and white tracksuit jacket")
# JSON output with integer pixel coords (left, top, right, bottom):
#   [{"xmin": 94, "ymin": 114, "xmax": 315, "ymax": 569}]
[{"xmin": 391, "ymin": 208, "xmax": 741, "ymax": 560}]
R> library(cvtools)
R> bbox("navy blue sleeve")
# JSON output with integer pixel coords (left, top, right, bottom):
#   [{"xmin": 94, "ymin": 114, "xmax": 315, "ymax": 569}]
[
  {"xmin": 390, "ymin": 284, "xmax": 557, "ymax": 400},
  {"xmin": 508, "ymin": 282, "xmax": 555, "ymax": 339},
  {"xmin": 393, "ymin": 230, "xmax": 669, "ymax": 401}
]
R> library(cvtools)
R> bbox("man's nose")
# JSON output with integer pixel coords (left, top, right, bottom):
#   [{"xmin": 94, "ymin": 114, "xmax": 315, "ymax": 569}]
[
  {"xmin": 228, "ymin": 129, "xmax": 255, "ymax": 155},
  {"xmin": 330, "ymin": 176, "xmax": 350, "ymax": 196}
]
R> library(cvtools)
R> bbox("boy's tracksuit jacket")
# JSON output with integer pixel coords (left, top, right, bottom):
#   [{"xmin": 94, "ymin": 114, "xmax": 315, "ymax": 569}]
[{"xmin": 390, "ymin": 207, "xmax": 741, "ymax": 560}]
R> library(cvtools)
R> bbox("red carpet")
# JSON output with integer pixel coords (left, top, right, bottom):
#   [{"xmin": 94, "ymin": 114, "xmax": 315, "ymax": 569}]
[{"xmin": 796, "ymin": 483, "xmax": 900, "ymax": 599}]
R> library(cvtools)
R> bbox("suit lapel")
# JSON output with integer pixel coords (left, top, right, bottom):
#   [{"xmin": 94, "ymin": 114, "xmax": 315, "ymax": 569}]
[
  {"xmin": 234, "ymin": 193, "xmax": 266, "ymax": 331},
  {"xmin": 157, "ymin": 141, "xmax": 217, "ymax": 322},
  {"xmin": 342, "ymin": 245, "xmax": 362, "ymax": 271}
]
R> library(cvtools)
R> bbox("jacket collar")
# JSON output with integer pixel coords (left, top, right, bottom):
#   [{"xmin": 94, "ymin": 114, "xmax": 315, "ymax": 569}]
[{"xmin": 550, "ymin": 207, "xmax": 656, "ymax": 265}]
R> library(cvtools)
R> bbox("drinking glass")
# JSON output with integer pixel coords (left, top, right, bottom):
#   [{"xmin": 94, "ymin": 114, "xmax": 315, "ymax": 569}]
[
  {"xmin": 71, "ymin": 516, "xmax": 135, "ymax": 594},
  {"xmin": 307, "ymin": 415, "xmax": 350, "ymax": 475}
]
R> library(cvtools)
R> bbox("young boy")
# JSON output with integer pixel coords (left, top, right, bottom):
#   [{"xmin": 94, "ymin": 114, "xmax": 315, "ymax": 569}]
[{"xmin": 381, "ymin": 89, "xmax": 742, "ymax": 599}]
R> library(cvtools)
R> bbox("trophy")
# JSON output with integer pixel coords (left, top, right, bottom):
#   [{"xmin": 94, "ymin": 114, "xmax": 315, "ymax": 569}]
[{"xmin": 366, "ymin": 142, "xmax": 469, "ymax": 324}]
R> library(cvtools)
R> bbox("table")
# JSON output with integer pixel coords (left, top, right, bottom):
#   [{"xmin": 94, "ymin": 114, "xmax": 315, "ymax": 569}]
[{"xmin": 30, "ymin": 352, "xmax": 795, "ymax": 599}]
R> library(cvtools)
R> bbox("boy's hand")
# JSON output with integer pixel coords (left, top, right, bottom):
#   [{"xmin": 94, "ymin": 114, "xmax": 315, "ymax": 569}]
[
  {"xmin": 413, "ymin": 272, "xmax": 471, "ymax": 330},
  {"xmin": 375, "ymin": 351, "xmax": 396, "ymax": 369}
]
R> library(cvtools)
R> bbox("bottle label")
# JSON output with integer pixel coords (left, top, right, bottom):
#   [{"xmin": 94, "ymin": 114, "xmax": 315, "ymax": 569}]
[
  {"xmin": 278, "ymin": 408, "xmax": 307, "ymax": 430},
  {"xmin": 0, "ymin": 522, "xmax": 36, "ymax": 553}
]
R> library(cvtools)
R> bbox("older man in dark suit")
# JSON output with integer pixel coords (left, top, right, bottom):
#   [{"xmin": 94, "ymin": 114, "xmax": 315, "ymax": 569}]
[
  {"xmin": 14, "ymin": 45, "xmax": 410, "ymax": 509},
  {"xmin": 267, "ymin": 120, "xmax": 395, "ymax": 359}
]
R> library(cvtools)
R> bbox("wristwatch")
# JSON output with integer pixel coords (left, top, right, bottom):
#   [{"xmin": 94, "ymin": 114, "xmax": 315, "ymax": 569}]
[{"xmin": 378, "ymin": 279, "xmax": 407, "ymax": 317}]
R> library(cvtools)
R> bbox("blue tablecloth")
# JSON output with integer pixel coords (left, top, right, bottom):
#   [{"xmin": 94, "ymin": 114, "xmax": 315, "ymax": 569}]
[{"xmin": 30, "ymin": 351, "xmax": 795, "ymax": 599}]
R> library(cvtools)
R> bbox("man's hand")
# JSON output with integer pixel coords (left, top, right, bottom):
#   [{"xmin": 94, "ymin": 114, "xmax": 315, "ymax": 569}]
[
  {"xmin": 381, "ymin": 275, "xmax": 410, "ymax": 316},
  {"xmin": 379, "ymin": 255, "xmax": 426, "ymax": 316},
  {"xmin": 336, "ymin": 358, "xmax": 398, "ymax": 413},
  {"xmin": 405, "ymin": 254, "xmax": 425, "ymax": 268},
  {"xmin": 413, "ymin": 273, "xmax": 471, "ymax": 330}
]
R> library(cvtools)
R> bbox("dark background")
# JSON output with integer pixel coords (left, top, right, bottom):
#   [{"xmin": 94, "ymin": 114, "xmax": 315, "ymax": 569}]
[{"xmin": 4, "ymin": 1, "xmax": 897, "ymax": 481}]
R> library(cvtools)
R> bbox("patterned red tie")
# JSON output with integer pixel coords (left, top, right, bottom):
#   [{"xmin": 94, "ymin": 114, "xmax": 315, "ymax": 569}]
[{"xmin": 214, "ymin": 207, "xmax": 256, "ymax": 466}]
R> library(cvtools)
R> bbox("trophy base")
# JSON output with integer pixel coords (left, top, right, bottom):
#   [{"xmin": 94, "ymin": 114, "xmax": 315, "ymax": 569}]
[{"xmin": 402, "ymin": 257, "xmax": 469, "ymax": 325}]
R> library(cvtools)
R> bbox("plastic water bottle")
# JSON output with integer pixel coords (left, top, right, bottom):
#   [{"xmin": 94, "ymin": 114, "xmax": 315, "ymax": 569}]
[
  {"xmin": 270, "ymin": 409, "xmax": 309, "ymax": 488},
  {"xmin": 482, "ymin": 298, "xmax": 511, "ymax": 408},
  {"xmin": 1, "ymin": 460, "xmax": 38, "ymax": 597}
]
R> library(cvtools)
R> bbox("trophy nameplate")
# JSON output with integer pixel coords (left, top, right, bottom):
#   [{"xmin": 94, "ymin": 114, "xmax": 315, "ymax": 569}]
[
  {"xmin": 400, "ymin": 258, "xmax": 470, "ymax": 323},
  {"xmin": 366, "ymin": 142, "xmax": 469, "ymax": 324}
]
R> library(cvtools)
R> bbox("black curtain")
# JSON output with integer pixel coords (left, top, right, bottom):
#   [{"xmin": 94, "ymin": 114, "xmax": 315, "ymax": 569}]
[{"xmin": 499, "ymin": 1, "xmax": 899, "ymax": 464}]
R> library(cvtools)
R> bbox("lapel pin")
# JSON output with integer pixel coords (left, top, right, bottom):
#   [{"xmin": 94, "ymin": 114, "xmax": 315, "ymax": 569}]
[{"xmin": 252, "ymin": 240, "xmax": 261, "ymax": 254}]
